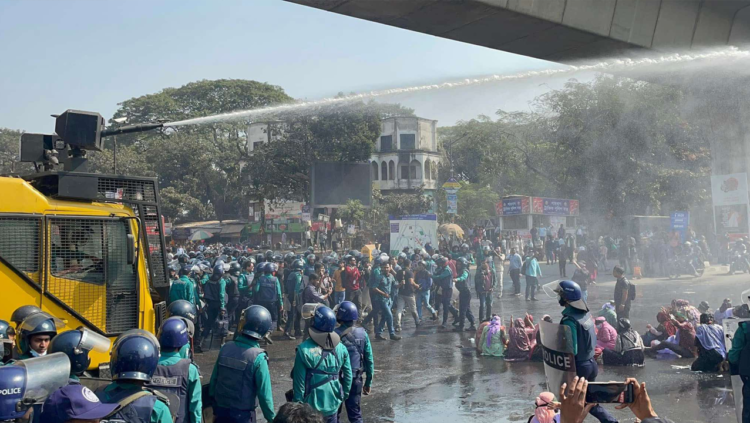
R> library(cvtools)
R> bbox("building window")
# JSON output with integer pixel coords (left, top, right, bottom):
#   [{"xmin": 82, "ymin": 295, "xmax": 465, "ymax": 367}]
[
  {"xmin": 424, "ymin": 160, "xmax": 431, "ymax": 180},
  {"xmin": 431, "ymin": 162, "xmax": 438, "ymax": 180},
  {"xmin": 253, "ymin": 141, "xmax": 264, "ymax": 150},
  {"xmin": 382, "ymin": 161, "xmax": 388, "ymax": 180},
  {"xmin": 371, "ymin": 162, "xmax": 379, "ymax": 181},
  {"xmin": 410, "ymin": 159, "xmax": 421, "ymax": 179},
  {"xmin": 400, "ymin": 134, "xmax": 416, "ymax": 150},
  {"xmin": 380, "ymin": 136, "xmax": 393, "ymax": 152},
  {"xmin": 400, "ymin": 165, "xmax": 409, "ymax": 180},
  {"xmin": 388, "ymin": 161, "xmax": 395, "ymax": 180}
]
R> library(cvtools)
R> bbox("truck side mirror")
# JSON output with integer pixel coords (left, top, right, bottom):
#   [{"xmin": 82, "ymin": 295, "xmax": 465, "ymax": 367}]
[{"xmin": 127, "ymin": 234, "xmax": 136, "ymax": 265}]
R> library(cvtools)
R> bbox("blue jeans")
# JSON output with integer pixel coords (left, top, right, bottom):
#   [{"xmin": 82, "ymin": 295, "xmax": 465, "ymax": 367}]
[
  {"xmin": 525, "ymin": 275, "xmax": 538, "ymax": 300},
  {"xmin": 375, "ymin": 299, "xmax": 395, "ymax": 336},
  {"xmin": 339, "ymin": 375, "xmax": 363, "ymax": 423},
  {"xmin": 441, "ymin": 287, "xmax": 458, "ymax": 325},
  {"xmin": 416, "ymin": 291, "xmax": 436, "ymax": 321},
  {"xmin": 333, "ymin": 291, "xmax": 346, "ymax": 305}
]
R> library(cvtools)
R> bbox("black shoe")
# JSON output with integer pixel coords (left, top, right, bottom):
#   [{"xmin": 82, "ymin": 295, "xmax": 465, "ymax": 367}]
[
  {"xmin": 194, "ymin": 344, "xmax": 204, "ymax": 354},
  {"xmin": 531, "ymin": 298, "xmax": 538, "ymax": 301},
  {"xmin": 452, "ymin": 321, "xmax": 460, "ymax": 326},
  {"xmin": 466, "ymin": 326, "xmax": 476, "ymax": 332},
  {"xmin": 375, "ymin": 334, "xmax": 387, "ymax": 341},
  {"xmin": 284, "ymin": 333, "xmax": 296, "ymax": 340},
  {"xmin": 440, "ymin": 324, "xmax": 448, "ymax": 329},
  {"xmin": 390, "ymin": 334, "xmax": 402, "ymax": 341}
]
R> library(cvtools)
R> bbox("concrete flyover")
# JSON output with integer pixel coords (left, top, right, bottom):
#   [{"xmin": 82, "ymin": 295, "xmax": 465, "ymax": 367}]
[{"xmin": 286, "ymin": 0, "xmax": 750, "ymax": 63}]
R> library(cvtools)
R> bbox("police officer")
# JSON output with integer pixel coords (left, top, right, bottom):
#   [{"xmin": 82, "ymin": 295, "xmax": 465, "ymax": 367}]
[
  {"xmin": 9, "ymin": 305, "xmax": 42, "ymax": 329},
  {"xmin": 550, "ymin": 280, "xmax": 618, "ymax": 423},
  {"xmin": 16, "ymin": 312, "xmax": 60, "ymax": 359},
  {"xmin": 453, "ymin": 257, "xmax": 476, "ymax": 333},
  {"xmin": 148, "ymin": 317, "xmax": 202, "ymax": 423},
  {"xmin": 48, "ymin": 328, "xmax": 111, "ymax": 384},
  {"xmin": 0, "ymin": 353, "xmax": 71, "ymax": 422},
  {"xmin": 170, "ymin": 265, "xmax": 197, "ymax": 305},
  {"xmin": 96, "ymin": 329, "xmax": 173, "ymax": 423},
  {"xmin": 210, "ymin": 305, "xmax": 276, "ymax": 422},
  {"xmin": 434, "ymin": 256, "xmax": 458, "ymax": 329},
  {"xmin": 226, "ymin": 262, "xmax": 242, "ymax": 330},
  {"xmin": 168, "ymin": 300, "xmax": 199, "ymax": 355},
  {"xmin": 238, "ymin": 258, "xmax": 256, "ymax": 322},
  {"xmin": 253, "ymin": 262, "xmax": 283, "ymax": 336},
  {"xmin": 41, "ymin": 384, "xmax": 120, "ymax": 423},
  {"xmin": 284, "ymin": 259, "xmax": 305, "ymax": 340},
  {"xmin": 334, "ymin": 302, "xmax": 374, "ymax": 423},
  {"xmin": 202, "ymin": 263, "xmax": 227, "ymax": 349},
  {"xmin": 292, "ymin": 306, "xmax": 352, "ymax": 423}
]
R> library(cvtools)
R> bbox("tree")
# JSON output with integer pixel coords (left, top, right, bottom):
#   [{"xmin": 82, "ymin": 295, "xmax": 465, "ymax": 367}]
[
  {"xmin": 340, "ymin": 199, "xmax": 366, "ymax": 226},
  {"xmin": 0, "ymin": 128, "xmax": 32, "ymax": 174},
  {"xmin": 437, "ymin": 182, "xmax": 498, "ymax": 228}
]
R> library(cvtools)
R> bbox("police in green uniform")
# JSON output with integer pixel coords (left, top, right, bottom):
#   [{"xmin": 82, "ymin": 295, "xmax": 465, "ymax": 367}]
[
  {"xmin": 210, "ymin": 305, "xmax": 276, "ymax": 422},
  {"xmin": 170, "ymin": 265, "xmax": 197, "ymax": 305},
  {"xmin": 293, "ymin": 306, "xmax": 352, "ymax": 423}
]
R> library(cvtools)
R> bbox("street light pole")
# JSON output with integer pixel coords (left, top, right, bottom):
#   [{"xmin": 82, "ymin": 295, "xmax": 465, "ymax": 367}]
[{"xmin": 113, "ymin": 135, "xmax": 117, "ymax": 174}]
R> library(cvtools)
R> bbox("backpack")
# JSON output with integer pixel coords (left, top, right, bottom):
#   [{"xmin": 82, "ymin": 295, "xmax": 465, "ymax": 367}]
[{"xmin": 628, "ymin": 281, "xmax": 636, "ymax": 301}]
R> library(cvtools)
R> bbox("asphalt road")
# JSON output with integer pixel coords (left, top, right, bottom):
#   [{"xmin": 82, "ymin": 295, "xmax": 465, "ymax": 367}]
[{"xmin": 195, "ymin": 260, "xmax": 749, "ymax": 422}]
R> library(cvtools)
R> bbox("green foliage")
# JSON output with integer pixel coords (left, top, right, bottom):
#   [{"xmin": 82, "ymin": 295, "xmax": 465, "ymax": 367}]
[
  {"xmin": 340, "ymin": 199, "xmax": 366, "ymax": 225},
  {"xmin": 0, "ymin": 128, "xmax": 33, "ymax": 174},
  {"xmin": 436, "ymin": 182, "xmax": 498, "ymax": 227}
]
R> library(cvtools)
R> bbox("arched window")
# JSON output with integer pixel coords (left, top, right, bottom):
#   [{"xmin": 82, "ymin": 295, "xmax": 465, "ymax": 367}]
[
  {"xmin": 371, "ymin": 161, "xmax": 379, "ymax": 181},
  {"xmin": 431, "ymin": 161, "xmax": 438, "ymax": 180},
  {"xmin": 389, "ymin": 161, "xmax": 395, "ymax": 180},
  {"xmin": 410, "ymin": 159, "xmax": 421, "ymax": 180},
  {"xmin": 381, "ymin": 161, "xmax": 388, "ymax": 180},
  {"xmin": 424, "ymin": 160, "xmax": 432, "ymax": 180}
]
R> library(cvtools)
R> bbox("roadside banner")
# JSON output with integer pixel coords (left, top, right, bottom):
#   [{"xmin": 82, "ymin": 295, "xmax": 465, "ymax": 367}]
[{"xmin": 539, "ymin": 321, "xmax": 577, "ymax": 393}]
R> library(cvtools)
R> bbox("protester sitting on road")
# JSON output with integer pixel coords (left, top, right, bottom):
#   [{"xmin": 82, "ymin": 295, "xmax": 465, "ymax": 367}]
[
  {"xmin": 528, "ymin": 391, "xmax": 560, "ymax": 423},
  {"xmin": 596, "ymin": 302, "xmax": 617, "ymax": 328},
  {"xmin": 594, "ymin": 316, "xmax": 617, "ymax": 353},
  {"xmin": 480, "ymin": 315, "xmax": 507, "ymax": 357},
  {"xmin": 529, "ymin": 315, "xmax": 552, "ymax": 362},
  {"xmin": 602, "ymin": 318, "xmax": 645, "ymax": 367},
  {"xmin": 646, "ymin": 311, "xmax": 697, "ymax": 358},
  {"xmin": 642, "ymin": 310, "xmax": 676, "ymax": 347},
  {"xmin": 505, "ymin": 318, "xmax": 532, "ymax": 361},
  {"xmin": 691, "ymin": 313, "xmax": 726, "ymax": 372}
]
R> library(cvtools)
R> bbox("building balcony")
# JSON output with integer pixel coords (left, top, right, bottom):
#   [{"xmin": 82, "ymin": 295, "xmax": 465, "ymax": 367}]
[{"xmin": 375, "ymin": 178, "xmax": 438, "ymax": 191}]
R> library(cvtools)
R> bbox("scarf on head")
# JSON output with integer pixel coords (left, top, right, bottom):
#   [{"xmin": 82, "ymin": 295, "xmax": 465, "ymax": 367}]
[
  {"xmin": 486, "ymin": 316, "xmax": 503, "ymax": 348},
  {"xmin": 657, "ymin": 311, "xmax": 677, "ymax": 336},
  {"xmin": 534, "ymin": 392, "xmax": 557, "ymax": 423},
  {"xmin": 696, "ymin": 324, "xmax": 726, "ymax": 358},
  {"xmin": 508, "ymin": 318, "xmax": 531, "ymax": 352}
]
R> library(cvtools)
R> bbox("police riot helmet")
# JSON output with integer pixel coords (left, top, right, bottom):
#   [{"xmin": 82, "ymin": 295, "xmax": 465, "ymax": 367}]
[
  {"xmin": 179, "ymin": 265, "xmax": 192, "ymax": 277},
  {"xmin": 188, "ymin": 251, "xmax": 197, "ymax": 259},
  {"xmin": 48, "ymin": 329, "xmax": 111, "ymax": 376},
  {"xmin": 17, "ymin": 313, "xmax": 61, "ymax": 356},
  {"xmin": 0, "ymin": 320, "xmax": 13, "ymax": 362},
  {"xmin": 266, "ymin": 262, "xmax": 278, "ymax": 274},
  {"xmin": 240, "ymin": 306, "xmax": 272, "ymax": 340},
  {"xmin": 461, "ymin": 243, "xmax": 470, "ymax": 252},
  {"xmin": 291, "ymin": 259, "xmax": 305, "ymax": 271},
  {"xmin": 343, "ymin": 255, "xmax": 352, "ymax": 264},
  {"xmin": 177, "ymin": 254, "xmax": 190, "ymax": 264},
  {"xmin": 110, "ymin": 330, "xmax": 160, "ymax": 381},
  {"xmin": 212, "ymin": 263, "xmax": 225, "ymax": 277},
  {"xmin": 307, "ymin": 246, "xmax": 315, "ymax": 253},
  {"xmin": 10, "ymin": 305, "xmax": 42, "ymax": 327},
  {"xmin": 284, "ymin": 252, "xmax": 295, "ymax": 264},
  {"xmin": 256, "ymin": 262, "xmax": 268, "ymax": 274},
  {"xmin": 431, "ymin": 254, "xmax": 439, "ymax": 261},
  {"xmin": 265, "ymin": 250, "xmax": 274, "ymax": 259},
  {"xmin": 307, "ymin": 254, "xmax": 317, "ymax": 263},
  {"xmin": 0, "ymin": 353, "xmax": 71, "ymax": 421},
  {"xmin": 229, "ymin": 262, "xmax": 241, "ymax": 276},
  {"xmin": 393, "ymin": 265, "xmax": 402, "ymax": 273},
  {"xmin": 335, "ymin": 301, "xmax": 359, "ymax": 322},
  {"xmin": 167, "ymin": 300, "xmax": 197, "ymax": 322},
  {"xmin": 483, "ymin": 245, "xmax": 492, "ymax": 254},
  {"xmin": 421, "ymin": 251, "xmax": 429, "ymax": 259},
  {"xmin": 543, "ymin": 280, "xmax": 588, "ymax": 311},
  {"xmin": 272, "ymin": 254, "xmax": 283, "ymax": 263},
  {"xmin": 398, "ymin": 252, "xmax": 408, "ymax": 261},
  {"xmin": 436, "ymin": 256, "xmax": 448, "ymax": 267},
  {"xmin": 255, "ymin": 253, "xmax": 266, "ymax": 264},
  {"xmin": 456, "ymin": 257, "xmax": 469, "ymax": 268},
  {"xmin": 311, "ymin": 306, "xmax": 336, "ymax": 333},
  {"xmin": 158, "ymin": 317, "xmax": 190, "ymax": 349}
]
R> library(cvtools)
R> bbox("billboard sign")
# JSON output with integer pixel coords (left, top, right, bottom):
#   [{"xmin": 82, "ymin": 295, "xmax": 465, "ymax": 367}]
[
  {"xmin": 532, "ymin": 197, "xmax": 579, "ymax": 216},
  {"xmin": 712, "ymin": 173, "xmax": 750, "ymax": 236},
  {"xmin": 498, "ymin": 197, "xmax": 529, "ymax": 216},
  {"xmin": 264, "ymin": 199, "xmax": 305, "ymax": 219},
  {"xmin": 389, "ymin": 214, "xmax": 438, "ymax": 256},
  {"xmin": 447, "ymin": 193, "xmax": 458, "ymax": 214}
]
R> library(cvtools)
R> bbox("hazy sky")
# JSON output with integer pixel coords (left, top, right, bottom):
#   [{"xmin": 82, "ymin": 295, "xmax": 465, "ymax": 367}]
[{"xmin": 0, "ymin": 0, "xmax": 566, "ymax": 132}]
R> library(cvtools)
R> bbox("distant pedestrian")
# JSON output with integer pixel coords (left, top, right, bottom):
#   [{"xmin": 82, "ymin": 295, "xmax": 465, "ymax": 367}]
[
  {"xmin": 508, "ymin": 248, "xmax": 522, "ymax": 297},
  {"xmin": 523, "ymin": 253, "xmax": 542, "ymax": 301}
]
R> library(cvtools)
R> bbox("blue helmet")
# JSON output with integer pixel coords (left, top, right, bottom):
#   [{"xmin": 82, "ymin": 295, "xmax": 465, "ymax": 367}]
[
  {"xmin": 545, "ymin": 280, "xmax": 588, "ymax": 311},
  {"xmin": 241, "ymin": 306, "xmax": 272, "ymax": 340},
  {"xmin": 10, "ymin": 305, "xmax": 42, "ymax": 326},
  {"xmin": 0, "ymin": 353, "xmax": 70, "ymax": 421},
  {"xmin": 212, "ymin": 263, "xmax": 225, "ymax": 277},
  {"xmin": 335, "ymin": 301, "xmax": 358, "ymax": 322},
  {"xmin": 17, "ymin": 313, "xmax": 60, "ymax": 355},
  {"xmin": 158, "ymin": 317, "xmax": 190, "ymax": 349},
  {"xmin": 167, "ymin": 299, "xmax": 197, "ymax": 322},
  {"xmin": 257, "ymin": 262, "xmax": 268, "ymax": 274},
  {"xmin": 266, "ymin": 262, "xmax": 278, "ymax": 274},
  {"xmin": 311, "ymin": 306, "xmax": 336, "ymax": 333},
  {"xmin": 48, "ymin": 329, "xmax": 110, "ymax": 376},
  {"xmin": 110, "ymin": 330, "xmax": 160, "ymax": 381},
  {"xmin": 291, "ymin": 259, "xmax": 305, "ymax": 271}
]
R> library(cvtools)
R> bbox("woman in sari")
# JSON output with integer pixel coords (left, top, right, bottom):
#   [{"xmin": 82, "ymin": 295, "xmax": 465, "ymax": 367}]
[
  {"xmin": 642, "ymin": 310, "xmax": 676, "ymax": 346},
  {"xmin": 480, "ymin": 315, "xmax": 507, "ymax": 357},
  {"xmin": 505, "ymin": 318, "xmax": 532, "ymax": 361}
]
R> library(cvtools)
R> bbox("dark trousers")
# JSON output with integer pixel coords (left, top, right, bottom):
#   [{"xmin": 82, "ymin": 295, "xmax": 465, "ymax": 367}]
[
  {"xmin": 457, "ymin": 289, "xmax": 475, "ymax": 328},
  {"xmin": 236, "ymin": 296, "xmax": 251, "ymax": 329},
  {"xmin": 576, "ymin": 359, "xmax": 618, "ymax": 423},
  {"xmin": 441, "ymin": 287, "xmax": 458, "ymax": 325},
  {"xmin": 213, "ymin": 406, "xmax": 256, "ymax": 423},
  {"xmin": 559, "ymin": 260, "xmax": 567, "ymax": 277},
  {"xmin": 477, "ymin": 291, "xmax": 492, "ymax": 322},
  {"xmin": 202, "ymin": 302, "xmax": 222, "ymax": 342},
  {"xmin": 227, "ymin": 296, "xmax": 239, "ymax": 329},
  {"xmin": 510, "ymin": 269, "xmax": 521, "ymax": 294},
  {"xmin": 525, "ymin": 275, "xmax": 538, "ymax": 300},
  {"xmin": 323, "ymin": 413, "xmax": 339, "ymax": 423},
  {"xmin": 256, "ymin": 301, "xmax": 278, "ymax": 330},
  {"xmin": 742, "ymin": 375, "xmax": 750, "ymax": 423},
  {"xmin": 691, "ymin": 349, "xmax": 724, "ymax": 372},
  {"xmin": 617, "ymin": 303, "xmax": 631, "ymax": 320},
  {"xmin": 284, "ymin": 297, "xmax": 302, "ymax": 335},
  {"xmin": 339, "ymin": 375, "xmax": 363, "ymax": 423},
  {"xmin": 362, "ymin": 293, "xmax": 380, "ymax": 328},
  {"xmin": 346, "ymin": 289, "xmax": 362, "ymax": 312}
]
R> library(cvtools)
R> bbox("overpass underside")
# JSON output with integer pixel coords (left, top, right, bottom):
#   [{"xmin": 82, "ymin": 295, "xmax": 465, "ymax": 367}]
[{"xmin": 288, "ymin": 0, "xmax": 750, "ymax": 63}]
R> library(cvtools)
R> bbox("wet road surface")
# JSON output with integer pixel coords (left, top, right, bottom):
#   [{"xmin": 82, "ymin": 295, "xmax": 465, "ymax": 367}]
[{"xmin": 196, "ymin": 261, "xmax": 748, "ymax": 422}]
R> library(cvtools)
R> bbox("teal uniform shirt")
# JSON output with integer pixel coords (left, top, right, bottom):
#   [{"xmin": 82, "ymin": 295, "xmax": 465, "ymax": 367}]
[
  {"xmin": 561, "ymin": 306, "xmax": 580, "ymax": 356},
  {"xmin": 292, "ymin": 339, "xmax": 352, "ymax": 416},
  {"xmin": 169, "ymin": 275, "xmax": 196, "ymax": 305},
  {"xmin": 729, "ymin": 321, "xmax": 748, "ymax": 364},
  {"xmin": 209, "ymin": 336, "xmax": 275, "ymax": 422},
  {"xmin": 158, "ymin": 351, "xmax": 202, "ymax": 423},
  {"xmin": 238, "ymin": 271, "xmax": 254, "ymax": 296},
  {"xmin": 99, "ymin": 381, "xmax": 173, "ymax": 423},
  {"xmin": 253, "ymin": 275, "xmax": 284, "ymax": 308},
  {"xmin": 454, "ymin": 269, "xmax": 470, "ymax": 290}
]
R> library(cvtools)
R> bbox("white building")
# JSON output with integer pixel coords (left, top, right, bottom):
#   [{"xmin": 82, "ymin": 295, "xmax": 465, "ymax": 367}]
[
  {"xmin": 370, "ymin": 117, "xmax": 440, "ymax": 194},
  {"xmin": 246, "ymin": 121, "xmax": 286, "ymax": 153}
]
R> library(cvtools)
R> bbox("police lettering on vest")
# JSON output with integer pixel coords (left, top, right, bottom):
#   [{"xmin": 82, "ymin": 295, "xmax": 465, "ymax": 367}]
[
  {"xmin": 214, "ymin": 342, "xmax": 265, "ymax": 410},
  {"xmin": 146, "ymin": 359, "xmax": 191, "ymax": 423},
  {"xmin": 256, "ymin": 276, "xmax": 279, "ymax": 303}
]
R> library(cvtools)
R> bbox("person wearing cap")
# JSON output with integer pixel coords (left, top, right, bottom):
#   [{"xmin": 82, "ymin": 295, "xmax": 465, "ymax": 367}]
[
  {"xmin": 41, "ymin": 384, "xmax": 119, "ymax": 423},
  {"xmin": 292, "ymin": 306, "xmax": 352, "ymax": 423},
  {"xmin": 550, "ymin": 280, "xmax": 618, "ymax": 423},
  {"xmin": 334, "ymin": 302, "xmax": 373, "ymax": 423},
  {"xmin": 148, "ymin": 318, "xmax": 202, "ymax": 423},
  {"xmin": 96, "ymin": 330, "xmax": 173, "ymax": 423},
  {"xmin": 210, "ymin": 305, "xmax": 276, "ymax": 422}
]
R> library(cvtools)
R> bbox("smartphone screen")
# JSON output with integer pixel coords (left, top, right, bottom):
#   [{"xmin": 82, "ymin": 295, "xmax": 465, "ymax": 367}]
[{"xmin": 585, "ymin": 382, "xmax": 634, "ymax": 404}]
